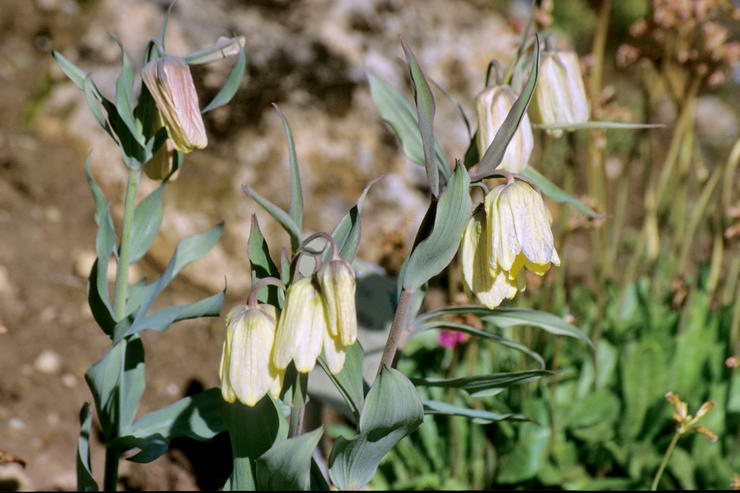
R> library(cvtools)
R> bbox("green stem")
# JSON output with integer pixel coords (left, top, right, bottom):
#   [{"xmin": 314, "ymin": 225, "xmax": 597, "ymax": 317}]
[
  {"xmin": 103, "ymin": 447, "xmax": 120, "ymax": 491},
  {"xmin": 113, "ymin": 166, "xmax": 141, "ymax": 320},
  {"xmin": 651, "ymin": 432, "xmax": 680, "ymax": 490},
  {"xmin": 378, "ymin": 288, "xmax": 416, "ymax": 375}
]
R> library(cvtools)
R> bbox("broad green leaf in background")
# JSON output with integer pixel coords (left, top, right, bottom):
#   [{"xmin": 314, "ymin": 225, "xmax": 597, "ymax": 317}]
[
  {"xmin": 497, "ymin": 399, "xmax": 550, "ymax": 484},
  {"xmin": 273, "ymin": 105, "xmax": 304, "ymax": 230},
  {"xmin": 400, "ymin": 39, "xmax": 440, "ymax": 197},
  {"xmin": 410, "ymin": 369, "xmax": 552, "ymax": 397},
  {"xmin": 367, "ymin": 72, "xmax": 451, "ymax": 181},
  {"xmin": 129, "ymin": 186, "xmax": 164, "ymax": 263},
  {"xmin": 128, "ymin": 388, "xmax": 226, "ymax": 440},
  {"xmin": 202, "ymin": 45, "xmax": 247, "ymax": 114},
  {"xmin": 247, "ymin": 214, "xmax": 281, "ymax": 305},
  {"xmin": 242, "ymin": 184, "xmax": 301, "ymax": 251},
  {"xmin": 329, "ymin": 366, "xmax": 424, "ymax": 490},
  {"xmin": 403, "ymin": 163, "xmax": 471, "ymax": 290},
  {"xmin": 620, "ymin": 338, "xmax": 667, "ymax": 439},
  {"xmin": 422, "ymin": 400, "xmax": 529, "ymax": 423},
  {"xmin": 255, "ymin": 427, "xmax": 324, "ymax": 490},
  {"xmin": 328, "ymin": 175, "xmax": 384, "ymax": 263},
  {"xmin": 319, "ymin": 341, "xmax": 365, "ymax": 421},
  {"xmin": 521, "ymin": 167, "xmax": 603, "ymax": 218},
  {"xmin": 76, "ymin": 403, "xmax": 99, "ymax": 491},
  {"xmin": 475, "ymin": 33, "xmax": 539, "ymax": 177}
]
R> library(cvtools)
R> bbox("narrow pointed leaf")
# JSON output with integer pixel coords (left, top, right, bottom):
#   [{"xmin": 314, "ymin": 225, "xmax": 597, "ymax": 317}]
[
  {"xmin": 202, "ymin": 46, "xmax": 246, "ymax": 114},
  {"xmin": 484, "ymin": 307, "xmax": 592, "ymax": 347},
  {"xmin": 130, "ymin": 186, "xmax": 163, "ymax": 263},
  {"xmin": 248, "ymin": 214, "xmax": 280, "ymax": 305},
  {"xmin": 111, "ymin": 35, "xmax": 143, "ymax": 144},
  {"xmin": 273, "ymin": 105, "xmax": 303, "ymax": 230},
  {"xmin": 76, "ymin": 403, "xmax": 98, "ymax": 491},
  {"xmin": 422, "ymin": 400, "xmax": 530, "ymax": 423},
  {"xmin": 242, "ymin": 184, "xmax": 301, "ymax": 251},
  {"xmin": 401, "ymin": 39, "xmax": 439, "ymax": 196},
  {"xmin": 411, "ymin": 369, "xmax": 553, "ymax": 396},
  {"xmin": 52, "ymin": 51, "xmax": 87, "ymax": 89},
  {"xmin": 328, "ymin": 175, "xmax": 384, "ymax": 262},
  {"xmin": 403, "ymin": 163, "xmax": 471, "ymax": 289}
]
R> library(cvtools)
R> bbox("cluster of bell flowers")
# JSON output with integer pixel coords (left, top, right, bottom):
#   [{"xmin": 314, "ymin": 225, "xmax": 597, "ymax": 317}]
[
  {"xmin": 462, "ymin": 48, "xmax": 587, "ymax": 308},
  {"xmin": 219, "ymin": 256, "xmax": 358, "ymax": 407}
]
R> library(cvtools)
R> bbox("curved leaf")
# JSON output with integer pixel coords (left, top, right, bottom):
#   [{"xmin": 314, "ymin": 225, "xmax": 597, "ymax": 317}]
[
  {"xmin": 76, "ymin": 403, "xmax": 98, "ymax": 491},
  {"xmin": 410, "ymin": 369, "xmax": 553, "ymax": 397},
  {"xmin": 422, "ymin": 400, "xmax": 530, "ymax": 423},
  {"xmin": 256, "ymin": 427, "xmax": 324, "ymax": 490},
  {"xmin": 242, "ymin": 184, "xmax": 301, "ymax": 251},
  {"xmin": 202, "ymin": 45, "xmax": 246, "ymax": 114},
  {"xmin": 521, "ymin": 166, "xmax": 603, "ymax": 218}
]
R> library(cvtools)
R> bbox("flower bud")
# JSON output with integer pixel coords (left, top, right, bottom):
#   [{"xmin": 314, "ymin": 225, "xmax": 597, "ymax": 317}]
[
  {"xmin": 460, "ymin": 207, "xmax": 523, "ymax": 309},
  {"xmin": 143, "ymin": 133, "xmax": 178, "ymax": 181},
  {"xmin": 272, "ymin": 277, "xmax": 327, "ymax": 373},
  {"xmin": 219, "ymin": 304, "xmax": 283, "ymax": 406},
  {"xmin": 318, "ymin": 259, "xmax": 357, "ymax": 346},
  {"xmin": 533, "ymin": 51, "xmax": 589, "ymax": 137},
  {"xmin": 475, "ymin": 85, "xmax": 534, "ymax": 173},
  {"xmin": 141, "ymin": 55, "xmax": 208, "ymax": 153},
  {"xmin": 486, "ymin": 181, "xmax": 560, "ymax": 280}
]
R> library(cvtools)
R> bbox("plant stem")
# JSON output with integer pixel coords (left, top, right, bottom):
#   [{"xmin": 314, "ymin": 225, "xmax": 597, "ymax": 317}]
[
  {"xmin": 289, "ymin": 372, "xmax": 308, "ymax": 438},
  {"xmin": 103, "ymin": 447, "xmax": 120, "ymax": 491},
  {"xmin": 113, "ymin": 166, "xmax": 141, "ymax": 320},
  {"xmin": 378, "ymin": 288, "xmax": 416, "ymax": 375},
  {"xmin": 651, "ymin": 432, "xmax": 680, "ymax": 490}
]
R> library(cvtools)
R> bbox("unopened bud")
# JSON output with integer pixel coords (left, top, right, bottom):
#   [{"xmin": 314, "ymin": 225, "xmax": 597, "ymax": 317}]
[
  {"xmin": 475, "ymin": 85, "xmax": 534, "ymax": 173},
  {"xmin": 533, "ymin": 51, "xmax": 589, "ymax": 137},
  {"xmin": 219, "ymin": 304, "xmax": 283, "ymax": 406},
  {"xmin": 143, "ymin": 134, "xmax": 178, "ymax": 181},
  {"xmin": 318, "ymin": 259, "xmax": 357, "ymax": 346},
  {"xmin": 141, "ymin": 55, "xmax": 208, "ymax": 153}
]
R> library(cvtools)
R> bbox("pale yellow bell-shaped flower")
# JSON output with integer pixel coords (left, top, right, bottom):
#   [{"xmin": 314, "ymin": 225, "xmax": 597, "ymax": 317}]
[
  {"xmin": 486, "ymin": 181, "xmax": 560, "ymax": 280},
  {"xmin": 141, "ymin": 55, "xmax": 208, "ymax": 153},
  {"xmin": 475, "ymin": 85, "xmax": 534, "ymax": 174},
  {"xmin": 318, "ymin": 259, "xmax": 357, "ymax": 346},
  {"xmin": 273, "ymin": 277, "xmax": 326, "ymax": 373},
  {"xmin": 219, "ymin": 304, "xmax": 283, "ymax": 407},
  {"xmin": 533, "ymin": 51, "xmax": 589, "ymax": 138},
  {"xmin": 460, "ymin": 206, "xmax": 525, "ymax": 309},
  {"xmin": 322, "ymin": 331, "xmax": 346, "ymax": 375}
]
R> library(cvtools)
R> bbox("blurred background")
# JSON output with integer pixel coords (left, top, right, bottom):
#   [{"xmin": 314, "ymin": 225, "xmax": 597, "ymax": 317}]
[{"xmin": 0, "ymin": 0, "xmax": 738, "ymax": 490}]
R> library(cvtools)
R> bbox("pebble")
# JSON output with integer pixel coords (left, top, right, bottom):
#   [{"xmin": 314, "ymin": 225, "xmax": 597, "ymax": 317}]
[
  {"xmin": 61, "ymin": 373, "xmax": 77, "ymax": 388},
  {"xmin": 165, "ymin": 383, "xmax": 179, "ymax": 396},
  {"xmin": 0, "ymin": 265, "xmax": 17, "ymax": 297},
  {"xmin": 34, "ymin": 350, "xmax": 62, "ymax": 374},
  {"xmin": 8, "ymin": 418, "xmax": 26, "ymax": 430}
]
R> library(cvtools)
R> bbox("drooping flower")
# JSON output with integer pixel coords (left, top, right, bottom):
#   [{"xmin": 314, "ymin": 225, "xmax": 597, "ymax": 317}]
[
  {"xmin": 533, "ymin": 51, "xmax": 589, "ymax": 137},
  {"xmin": 219, "ymin": 304, "xmax": 283, "ymax": 406},
  {"xmin": 317, "ymin": 258, "xmax": 357, "ymax": 346},
  {"xmin": 460, "ymin": 206, "xmax": 524, "ymax": 309},
  {"xmin": 272, "ymin": 277, "xmax": 327, "ymax": 373},
  {"xmin": 475, "ymin": 85, "xmax": 534, "ymax": 173},
  {"xmin": 486, "ymin": 180, "xmax": 560, "ymax": 280},
  {"xmin": 141, "ymin": 55, "xmax": 208, "ymax": 153}
]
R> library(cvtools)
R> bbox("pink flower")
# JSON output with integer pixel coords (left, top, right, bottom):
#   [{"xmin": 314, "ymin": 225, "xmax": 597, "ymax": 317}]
[{"xmin": 438, "ymin": 329, "xmax": 468, "ymax": 349}]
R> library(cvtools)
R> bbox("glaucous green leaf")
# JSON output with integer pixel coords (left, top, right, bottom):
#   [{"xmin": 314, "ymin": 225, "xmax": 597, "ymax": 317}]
[
  {"xmin": 202, "ymin": 45, "xmax": 246, "ymax": 114},
  {"xmin": 401, "ymin": 39, "xmax": 439, "ymax": 197},
  {"xmin": 120, "ymin": 335, "xmax": 146, "ymax": 431},
  {"xmin": 319, "ymin": 341, "xmax": 365, "ymax": 421},
  {"xmin": 247, "ymin": 214, "xmax": 281, "ymax": 305},
  {"xmin": 111, "ymin": 35, "xmax": 143, "ymax": 144},
  {"xmin": 497, "ymin": 399, "xmax": 550, "ymax": 483},
  {"xmin": 119, "ymin": 290, "xmax": 224, "ymax": 341},
  {"xmin": 76, "ymin": 403, "xmax": 98, "ymax": 491},
  {"xmin": 128, "ymin": 388, "xmax": 226, "ymax": 440},
  {"xmin": 256, "ymin": 427, "xmax": 324, "ymax": 490},
  {"xmin": 367, "ymin": 72, "xmax": 451, "ymax": 181},
  {"xmin": 52, "ymin": 50, "xmax": 87, "ymax": 89},
  {"xmin": 484, "ymin": 307, "xmax": 592, "ymax": 348},
  {"xmin": 329, "ymin": 366, "xmax": 423, "ymax": 490},
  {"xmin": 521, "ymin": 166, "xmax": 602, "ymax": 218},
  {"xmin": 110, "ymin": 434, "xmax": 168, "ymax": 463},
  {"xmin": 129, "ymin": 186, "xmax": 163, "ymax": 264},
  {"xmin": 402, "ymin": 163, "xmax": 471, "ymax": 290},
  {"xmin": 242, "ymin": 184, "xmax": 301, "ymax": 251},
  {"xmin": 85, "ymin": 340, "xmax": 126, "ymax": 440},
  {"xmin": 273, "ymin": 105, "xmax": 303, "ymax": 231},
  {"xmin": 328, "ymin": 175, "xmax": 384, "ymax": 263}
]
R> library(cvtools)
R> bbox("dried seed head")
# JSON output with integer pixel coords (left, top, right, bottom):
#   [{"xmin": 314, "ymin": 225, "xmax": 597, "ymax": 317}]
[{"xmin": 141, "ymin": 55, "xmax": 207, "ymax": 153}]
